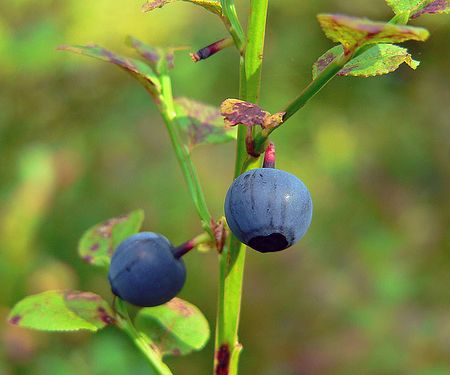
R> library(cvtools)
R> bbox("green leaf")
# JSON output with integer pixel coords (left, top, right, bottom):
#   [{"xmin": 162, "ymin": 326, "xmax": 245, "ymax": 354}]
[
  {"xmin": 317, "ymin": 14, "xmax": 429, "ymax": 52},
  {"xmin": 385, "ymin": 0, "xmax": 449, "ymax": 17},
  {"xmin": 141, "ymin": 0, "xmax": 222, "ymax": 16},
  {"xmin": 174, "ymin": 97, "xmax": 237, "ymax": 151},
  {"xmin": 78, "ymin": 210, "xmax": 144, "ymax": 267},
  {"xmin": 126, "ymin": 36, "xmax": 178, "ymax": 73},
  {"xmin": 135, "ymin": 298, "xmax": 210, "ymax": 357},
  {"xmin": 8, "ymin": 290, "xmax": 115, "ymax": 332},
  {"xmin": 57, "ymin": 44, "xmax": 161, "ymax": 97},
  {"xmin": 313, "ymin": 44, "xmax": 420, "ymax": 79},
  {"xmin": 411, "ymin": 0, "xmax": 450, "ymax": 18}
]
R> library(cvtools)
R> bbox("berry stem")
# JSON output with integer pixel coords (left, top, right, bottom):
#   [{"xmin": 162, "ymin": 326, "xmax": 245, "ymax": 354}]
[
  {"xmin": 115, "ymin": 299, "xmax": 172, "ymax": 375},
  {"xmin": 262, "ymin": 142, "xmax": 275, "ymax": 168},
  {"xmin": 172, "ymin": 232, "xmax": 211, "ymax": 259}
]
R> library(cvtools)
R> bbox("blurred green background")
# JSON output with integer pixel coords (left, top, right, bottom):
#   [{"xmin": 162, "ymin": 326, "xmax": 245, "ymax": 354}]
[{"xmin": 1, "ymin": 0, "xmax": 449, "ymax": 374}]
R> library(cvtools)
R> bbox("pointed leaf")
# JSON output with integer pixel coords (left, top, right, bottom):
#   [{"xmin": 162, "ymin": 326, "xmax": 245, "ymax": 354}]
[
  {"xmin": 8, "ymin": 290, "xmax": 115, "ymax": 332},
  {"xmin": 142, "ymin": 0, "xmax": 222, "ymax": 16},
  {"xmin": 313, "ymin": 44, "xmax": 420, "ymax": 79},
  {"xmin": 58, "ymin": 45, "xmax": 161, "ymax": 97},
  {"xmin": 135, "ymin": 298, "xmax": 210, "ymax": 357},
  {"xmin": 126, "ymin": 36, "xmax": 178, "ymax": 72},
  {"xmin": 78, "ymin": 210, "xmax": 144, "ymax": 267},
  {"xmin": 411, "ymin": 0, "xmax": 450, "ymax": 18},
  {"xmin": 174, "ymin": 97, "xmax": 237, "ymax": 150},
  {"xmin": 317, "ymin": 14, "xmax": 429, "ymax": 52}
]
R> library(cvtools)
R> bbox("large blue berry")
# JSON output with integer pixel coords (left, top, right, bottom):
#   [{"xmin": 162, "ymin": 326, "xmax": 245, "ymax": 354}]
[
  {"xmin": 224, "ymin": 168, "xmax": 313, "ymax": 252},
  {"xmin": 108, "ymin": 232, "xmax": 186, "ymax": 307}
]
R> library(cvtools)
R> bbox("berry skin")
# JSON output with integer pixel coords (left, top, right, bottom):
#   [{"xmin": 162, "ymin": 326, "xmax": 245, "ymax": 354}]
[
  {"xmin": 108, "ymin": 232, "xmax": 186, "ymax": 307},
  {"xmin": 224, "ymin": 168, "xmax": 313, "ymax": 253}
]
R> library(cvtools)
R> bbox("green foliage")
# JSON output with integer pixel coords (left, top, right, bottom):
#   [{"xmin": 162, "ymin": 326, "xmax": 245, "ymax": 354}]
[
  {"xmin": 174, "ymin": 97, "xmax": 237, "ymax": 151},
  {"xmin": 135, "ymin": 298, "xmax": 210, "ymax": 357},
  {"xmin": 317, "ymin": 14, "xmax": 429, "ymax": 52},
  {"xmin": 8, "ymin": 290, "xmax": 115, "ymax": 332},
  {"xmin": 78, "ymin": 210, "xmax": 144, "ymax": 268},
  {"xmin": 386, "ymin": 0, "xmax": 450, "ymax": 18},
  {"xmin": 313, "ymin": 44, "xmax": 419, "ymax": 78}
]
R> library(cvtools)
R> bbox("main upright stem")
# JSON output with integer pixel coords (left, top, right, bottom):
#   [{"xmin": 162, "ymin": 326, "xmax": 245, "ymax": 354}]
[{"xmin": 215, "ymin": 1, "xmax": 269, "ymax": 374}]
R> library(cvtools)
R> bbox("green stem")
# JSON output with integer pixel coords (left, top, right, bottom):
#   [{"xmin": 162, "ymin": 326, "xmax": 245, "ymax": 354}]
[
  {"xmin": 282, "ymin": 52, "xmax": 352, "ymax": 121},
  {"xmin": 221, "ymin": 0, "xmax": 246, "ymax": 52},
  {"xmin": 116, "ymin": 299, "xmax": 172, "ymax": 375},
  {"xmin": 157, "ymin": 63, "xmax": 213, "ymax": 234},
  {"xmin": 215, "ymin": 0, "xmax": 269, "ymax": 374}
]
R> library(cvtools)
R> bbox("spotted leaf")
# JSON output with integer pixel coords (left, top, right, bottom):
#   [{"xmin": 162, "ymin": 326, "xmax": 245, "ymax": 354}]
[
  {"xmin": 78, "ymin": 210, "xmax": 144, "ymax": 267},
  {"xmin": 174, "ymin": 97, "xmax": 237, "ymax": 151},
  {"xmin": 220, "ymin": 99, "xmax": 284, "ymax": 130},
  {"xmin": 317, "ymin": 14, "xmax": 429, "ymax": 52},
  {"xmin": 135, "ymin": 298, "xmax": 210, "ymax": 357},
  {"xmin": 58, "ymin": 45, "xmax": 161, "ymax": 97},
  {"xmin": 313, "ymin": 44, "xmax": 420, "ymax": 79},
  {"xmin": 8, "ymin": 290, "xmax": 115, "ymax": 332}
]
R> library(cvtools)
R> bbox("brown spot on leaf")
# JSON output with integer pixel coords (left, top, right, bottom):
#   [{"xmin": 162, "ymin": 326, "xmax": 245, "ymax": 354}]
[
  {"xmin": 142, "ymin": 0, "xmax": 168, "ymax": 12},
  {"xmin": 90, "ymin": 243, "xmax": 100, "ymax": 251},
  {"xmin": 166, "ymin": 298, "xmax": 194, "ymax": 316},
  {"xmin": 171, "ymin": 348, "xmax": 181, "ymax": 356},
  {"xmin": 98, "ymin": 307, "xmax": 116, "ymax": 325},
  {"xmin": 95, "ymin": 216, "xmax": 129, "ymax": 238},
  {"xmin": 215, "ymin": 344, "xmax": 230, "ymax": 375},
  {"xmin": 9, "ymin": 315, "xmax": 22, "ymax": 325},
  {"xmin": 221, "ymin": 99, "xmax": 266, "ymax": 127}
]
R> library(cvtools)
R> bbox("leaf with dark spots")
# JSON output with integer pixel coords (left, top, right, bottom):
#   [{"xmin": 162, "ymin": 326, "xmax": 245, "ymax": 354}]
[
  {"xmin": 8, "ymin": 290, "xmax": 115, "ymax": 332},
  {"xmin": 135, "ymin": 298, "xmax": 210, "ymax": 357},
  {"xmin": 411, "ymin": 0, "xmax": 450, "ymax": 18},
  {"xmin": 78, "ymin": 210, "xmax": 144, "ymax": 268},
  {"xmin": 174, "ymin": 97, "xmax": 237, "ymax": 151},
  {"xmin": 220, "ymin": 99, "xmax": 284, "ymax": 130},
  {"xmin": 385, "ymin": 0, "xmax": 449, "ymax": 17},
  {"xmin": 312, "ymin": 44, "xmax": 420, "ymax": 79},
  {"xmin": 142, "ymin": 0, "xmax": 222, "ymax": 16},
  {"xmin": 126, "ymin": 36, "xmax": 180, "ymax": 73},
  {"xmin": 317, "ymin": 14, "xmax": 429, "ymax": 52},
  {"xmin": 58, "ymin": 44, "xmax": 161, "ymax": 98}
]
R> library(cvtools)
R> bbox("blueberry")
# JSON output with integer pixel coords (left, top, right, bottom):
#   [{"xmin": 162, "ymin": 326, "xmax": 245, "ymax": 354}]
[
  {"xmin": 108, "ymin": 232, "xmax": 186, "ymax": 307},
  {"xmin": 224, "ymin": 168, "xmax": 313, "ymax": 253}
]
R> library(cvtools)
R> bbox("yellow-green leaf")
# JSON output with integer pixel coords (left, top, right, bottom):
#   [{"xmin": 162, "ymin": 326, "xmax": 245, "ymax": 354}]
[
  {"xmin": 135, "ymin": 298, "xmax": 210, "ymax": 357},
  {"xmin": 142, "ymin": 0, "xmax": 222, "ymax": 16},
  {"xmin": 317, "ymin": 14, "xmax": 429, "ymax": 52},
  {"xmin": 78, "ymin": 210, "xmax": 144, "ymax": 267},
  {"xmin": 313, "ymin": 44, "xmax": 420, "ymax": 79},
  {"xmin": 8, "ymin": 290, "xmax": 115, "ymax": 332}
]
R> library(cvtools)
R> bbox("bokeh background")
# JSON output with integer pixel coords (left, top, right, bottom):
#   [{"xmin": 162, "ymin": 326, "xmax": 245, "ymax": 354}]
[{"xmin": 1, "ymin": 0, "xmax": 449, "ymax": 374}]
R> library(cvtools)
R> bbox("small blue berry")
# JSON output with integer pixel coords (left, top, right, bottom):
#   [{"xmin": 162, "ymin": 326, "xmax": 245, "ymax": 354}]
[
  {"xmin": 224, "ymin": 168, "xmax": 312, "ymax": 252},
  {"xmin": 108, "ymin": 232, "xmax": 186, "ymax": 307}
]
